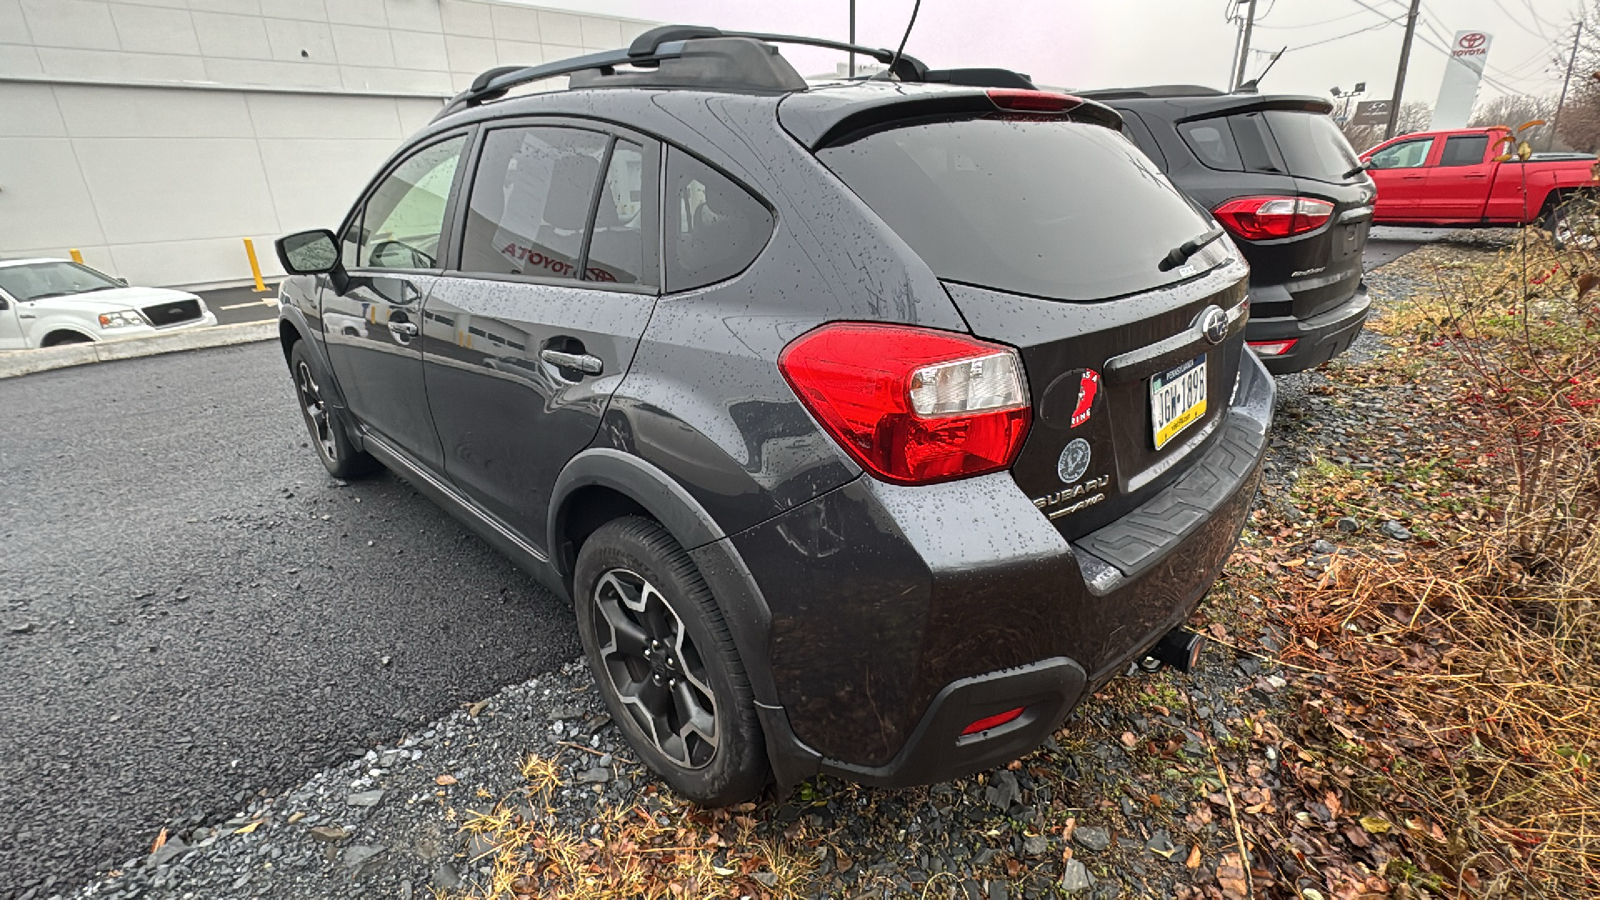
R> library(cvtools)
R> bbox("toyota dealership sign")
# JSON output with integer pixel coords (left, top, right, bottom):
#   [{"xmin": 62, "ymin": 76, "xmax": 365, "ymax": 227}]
[{"xmin": 1430, "ymin": 31, "xmax": 1494, "ymax": 131}]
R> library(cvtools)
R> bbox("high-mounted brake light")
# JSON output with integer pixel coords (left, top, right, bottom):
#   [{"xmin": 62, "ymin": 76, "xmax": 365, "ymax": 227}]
[
  {"xmin": 986, "ymin": 89, "xmax": 1082, "ymax": 113},
  {"xmin": 962, "ymin": 707, "xmax": 1026, "ymax": 736},
  {"xmin": 778, "ymin": 324, "xmax": 1032, "ymax": 485},
  {"xmin": 1212, "ymin": 196, "xmax": 1335, "ymax": 241}
]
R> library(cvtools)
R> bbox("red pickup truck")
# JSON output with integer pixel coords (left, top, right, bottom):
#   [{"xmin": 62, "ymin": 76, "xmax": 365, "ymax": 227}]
[{"xmin": 1361, "ymin": 127, "xmax": 1597, "ymax": 241}]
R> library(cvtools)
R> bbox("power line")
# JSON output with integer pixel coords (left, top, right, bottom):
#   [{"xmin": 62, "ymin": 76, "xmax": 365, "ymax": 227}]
[
  {"xmin": 1256, "ymin": 9, "xmax": 1375, "ymax": 30},
  {"xmin": 1489, "ymin": 0, "xmax": 1552, "ymax": 38},
  {"xmin": 1285, "ymin": 15, "xmax": 1405, "ymax": 52}
]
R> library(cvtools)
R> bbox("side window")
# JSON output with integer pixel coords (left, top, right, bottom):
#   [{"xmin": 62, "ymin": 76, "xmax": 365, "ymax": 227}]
[
  {"xmin": 459, "ymin": 126, "xmax": 608, "ymax": 280},
  {"xmin": 665, "ymin": 149, "xmax": 772, "ymax": 293},
  {"xmin": 1368, "ymin": 138, "xmax": 1434, "ymax": 169},
  {"xmin": 1227, "ymin": 113, "xmax": 1285, "ymax": 174},
  {"xmin": 1178, "ymin": 120, "xmax": 1242, "ymax": 171},
  {"xmin": 585, "ymin": 140, "xmax": 658, "ymax": 286},
  {"xmin": 1439, "ymin": 134, "xmax": 1490, "ymax": 167},
  {"xmin": 351, "ymin": 136, "xmax": 466, "ymax": 270}
]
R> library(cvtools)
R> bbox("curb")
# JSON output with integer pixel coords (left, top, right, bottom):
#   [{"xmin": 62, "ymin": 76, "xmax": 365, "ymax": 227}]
[{"xmin": 0, "ymin": 321, "xmax": 278, "ymax": 380}]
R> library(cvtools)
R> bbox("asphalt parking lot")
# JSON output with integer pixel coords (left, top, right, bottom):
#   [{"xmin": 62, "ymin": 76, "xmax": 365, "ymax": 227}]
[
  {"xmin": 2, "ymin": 234, "xmax": 1431, "ymax": 898},
  {"xmin": 0, "ymin": 344, "xmax": 579, "ymax": 898},
  {"xmin": 196, "ymin": 285, "xmax": 281, "ymax": 327}
]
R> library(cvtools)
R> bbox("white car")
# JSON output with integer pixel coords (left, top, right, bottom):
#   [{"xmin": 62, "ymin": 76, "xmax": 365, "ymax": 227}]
[{"xmin": 0, "ymin": 258, "xmax": 218, "ymax": 350}]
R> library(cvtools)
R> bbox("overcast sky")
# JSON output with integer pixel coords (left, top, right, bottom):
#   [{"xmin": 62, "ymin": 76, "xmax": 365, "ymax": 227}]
[{"xmin": 525, "ymin": 0, "xmax": 1585, "ymax": 108}]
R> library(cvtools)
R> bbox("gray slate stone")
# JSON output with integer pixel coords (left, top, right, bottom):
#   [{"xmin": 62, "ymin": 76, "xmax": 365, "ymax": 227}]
[
  {"xmin": 1379, "ymin": 520, "xmax": 1413, "ymax": 541},
  {"xmin": 1071, "ymin": 825, "xmax": 1110, "ymax": 852},
  {"xmin": 346, "ymin": 790, "xmax": 385, "ymax": 807},
  {"xmin": 1061, "ymin": 859, "xmax": 1094, "ymax": 893},
  {"xmin": 431, "ymin": 862, "xmax": 462, "ymax": 890},
  {"xmin": 343, "ymin": 844, "xmax": 386, "ymax": 875}
]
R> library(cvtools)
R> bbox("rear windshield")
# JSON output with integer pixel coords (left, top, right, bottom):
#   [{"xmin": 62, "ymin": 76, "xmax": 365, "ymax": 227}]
[
  {"xmin": 1179, "ymin": 109, "xmax": 1361, "ymax": 184},
  {"xmin": 818, "ymin": 117, "xmax": 1213, "ymax": 301},
  {"xmin": 1261, "ymin": 110, "xmax": 1361, "ymax": 183}
]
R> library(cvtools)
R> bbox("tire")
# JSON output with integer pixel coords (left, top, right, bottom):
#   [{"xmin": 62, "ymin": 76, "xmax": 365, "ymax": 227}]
[
  {"xmin": 1546, "ymin": 197, "xmax": 1599, "ymax": 251},
  {"xmin": 288, "ymin": 340, "xmax": 378, "ymax": 480},
  {"xmin": 574, "ymin": 516, "xmax": 769, "ymax": 806},
  {"xmin": 42, "ymin": 331, "xmax": 92, "ymax": 347}
]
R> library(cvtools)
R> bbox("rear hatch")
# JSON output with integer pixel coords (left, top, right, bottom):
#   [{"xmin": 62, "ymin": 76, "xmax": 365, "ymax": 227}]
[
  {"xmin": 1166, "ymin": 101, "xmax": 1375, "ymax": 323},
  {"xmin": 811, "ymin": 97, "xmax": 1251, "ymax": 537}
]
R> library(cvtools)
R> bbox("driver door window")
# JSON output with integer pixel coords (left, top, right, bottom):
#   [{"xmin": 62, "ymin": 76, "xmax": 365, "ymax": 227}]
[
  {"xmin": 1369, "ymin": 138, "xmax": 1434, "ymax": 169},
  {"xmin": 344, "ymin": 136, "xmax": 467, "ymax": 271}
]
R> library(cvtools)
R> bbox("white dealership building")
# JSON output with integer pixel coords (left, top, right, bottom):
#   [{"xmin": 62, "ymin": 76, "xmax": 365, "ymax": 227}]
[{"xmin": 0, "ymin": 0, "xmax": 658, "ymax": 288}]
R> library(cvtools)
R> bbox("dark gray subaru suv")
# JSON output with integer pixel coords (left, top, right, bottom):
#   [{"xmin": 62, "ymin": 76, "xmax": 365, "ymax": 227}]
[{"xmin": 272, "ymin": 27, "xmax": 1275, "ymax": 806}]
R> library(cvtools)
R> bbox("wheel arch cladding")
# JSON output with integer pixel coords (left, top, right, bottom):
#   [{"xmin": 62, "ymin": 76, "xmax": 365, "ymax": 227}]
[
  {"xmin": 549, "ymin": 448, "xmax": 781, "ymax": 709},
  {"xmin": 278, "ymin": 317, "xmax": 301, "ymax": 361},
  {"xmin": 549, "ymin": 449, "xmax": 727, "ymax": 579}
]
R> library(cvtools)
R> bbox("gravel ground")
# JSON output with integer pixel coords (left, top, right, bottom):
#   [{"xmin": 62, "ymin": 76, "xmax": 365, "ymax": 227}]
[{"xmin": 41, "ymin": 237, "xmax": 1504, "ymax": 900}]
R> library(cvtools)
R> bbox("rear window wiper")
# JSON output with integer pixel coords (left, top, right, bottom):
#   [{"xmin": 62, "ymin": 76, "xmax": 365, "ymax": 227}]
[
  {"xmin": 1159, "ymin": 226, "xmax": 1225, "ymax": 272},
  {"xmin": 1343, "ymin": 162, "xmax": 1370, "ymax": 179}
]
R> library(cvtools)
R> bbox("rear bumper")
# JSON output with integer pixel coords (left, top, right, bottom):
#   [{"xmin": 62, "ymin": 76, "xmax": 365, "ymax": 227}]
[
  {"xmin": 726, "ymin": 351, "xmax": 1274, "ymax": 789},
  {"xmin": 1245, "ymin": 286, "xmax": 1370, "ymax": 375}
]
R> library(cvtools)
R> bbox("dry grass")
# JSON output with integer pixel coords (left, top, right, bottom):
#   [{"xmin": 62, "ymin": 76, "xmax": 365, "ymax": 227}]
[
  {"xmin": 1265, "ymin": 222, "xmax": 1600, "ymax": 896},
  {"xmin": 1278, "ymin": 548, "xmax": 1600, "ymax": 894},
  {"xmin": 442, "ymin": 752, "xmax": 816, "ymax": 900}
]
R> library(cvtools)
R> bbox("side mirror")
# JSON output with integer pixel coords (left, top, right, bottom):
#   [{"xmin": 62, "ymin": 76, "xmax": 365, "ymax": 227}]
[
  {"xmin": 116, "ymin": 277, "xmax": 129, "ymax": 287},
  {"xmin": 276, "ymin": 229, "xmax": 340, "ymax": 275}
]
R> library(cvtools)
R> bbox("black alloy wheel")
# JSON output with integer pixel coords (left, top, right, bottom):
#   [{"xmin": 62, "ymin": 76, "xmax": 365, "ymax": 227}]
[
  {"xmin": 288, "ymin": 341, "xmax": 377, "ymax": 479},
  {"xmin": 573, "ymin": 517, "xmax": 768, "ymax": 805},
  {"xmin": 295, "ymin": 357, "xmax": 339, "ymax": 465},
  {"xmin": 590, "ymin": 567, "xmax": 719, "ymax": 768}
]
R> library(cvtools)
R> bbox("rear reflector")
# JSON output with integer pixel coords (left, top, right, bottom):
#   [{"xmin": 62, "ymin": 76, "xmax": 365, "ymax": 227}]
[
  {"xmin": 779, "ymin": 324, "xmax": 1032, "ymax": 485},
  {"xmin": 1248, "ymin": 339, "xmax": 1299, "ymax": 357},
  {"xmin": 961, "ymin": 707, "xmax": 1026, "ymax": 736},
  {"xmin": 987, "ymin": 89, "xmax": 1082, "ymax": 113},
  {"xmin": 1213, "ymin": 196, "xmax": 1335, "ymax": 241}
]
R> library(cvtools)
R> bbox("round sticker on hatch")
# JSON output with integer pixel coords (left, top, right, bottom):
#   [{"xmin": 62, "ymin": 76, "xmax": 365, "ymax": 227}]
[{"xmin": 1057, "ymin": 438, "xmax": 1092, "ymax": 484}]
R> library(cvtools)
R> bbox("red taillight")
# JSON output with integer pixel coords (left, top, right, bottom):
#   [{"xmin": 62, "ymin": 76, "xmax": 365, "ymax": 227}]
[
  {"xmin": 987, "ymin": 89, "xmax": 1082, "ymax": 113},
  {"xmin": 962, "ymin": 707, "xmax": 1026, "ymax": 736},
  {"xmin": 1212, "ymin": 196, "xmax": 1335, "ymax": 241},
  {"xmin": 778, "ymin": 323, "xmax": 1032, "ymax": 486},
  {"xmin": 1248, "ymin": 339, "xmax": 1299, "ymax": 357}
]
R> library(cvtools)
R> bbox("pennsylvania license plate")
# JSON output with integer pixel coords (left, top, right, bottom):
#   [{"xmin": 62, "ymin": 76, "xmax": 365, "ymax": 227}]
[{"xmin": 1151, "ymin": 355, "xmax": 1207, "ymax": 449}]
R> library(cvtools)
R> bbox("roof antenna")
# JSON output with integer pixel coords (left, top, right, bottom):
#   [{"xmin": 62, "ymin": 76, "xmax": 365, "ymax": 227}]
[
  {"xmin": 886, "ymin": 0, "xmax": 923, "ymax": 80},
  {"xmin": 1236, "ymin": 46, "xmax": 1285, "ymax": 93}
]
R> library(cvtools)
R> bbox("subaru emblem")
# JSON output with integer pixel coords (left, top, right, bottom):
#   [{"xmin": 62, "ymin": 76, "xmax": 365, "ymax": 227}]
[{"xmin": 1199, "ymin": 306, "xmax": 1228, "ymax": 345}]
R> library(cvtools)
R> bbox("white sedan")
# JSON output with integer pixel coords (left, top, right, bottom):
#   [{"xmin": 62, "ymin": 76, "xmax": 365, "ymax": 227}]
[{"xmin": 0, "ymin": 258, "xmax": 218, "ymax": 350}]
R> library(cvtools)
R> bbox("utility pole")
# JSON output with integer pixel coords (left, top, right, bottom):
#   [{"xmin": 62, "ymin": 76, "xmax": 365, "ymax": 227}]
[
  {"xmin": 848, "ymin": 0, "xmax": 856, "ymax": 77},
  {"xmin": 1232, "ymin": 0, "xmax": 1258, "ymax": 92},
  {"xmin": 1227, "ymin": 1, "xmax": 1245, "ymax": 88},
  {"xmin": 1551, "ymin": 21, "xmax": 1583, "ymax": 151},
  {"xmin": 1384, "ymin": 0, "xmax": 1423, "ymax": 140}
]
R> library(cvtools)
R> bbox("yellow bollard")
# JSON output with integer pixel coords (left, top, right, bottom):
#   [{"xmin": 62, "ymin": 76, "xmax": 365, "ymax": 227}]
[
  {"xmin": 69, "ymin": 248, "xmax": 84, "ymax": 264},
  {"xmin": 243, "ymin": 238, "xmax": 268, "ymax": 293}
]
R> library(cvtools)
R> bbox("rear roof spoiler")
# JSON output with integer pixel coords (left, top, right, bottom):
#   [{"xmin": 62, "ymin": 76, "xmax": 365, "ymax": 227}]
[
  {"xmin": 779, "ymin": 84, "xmax": 1124, "ymax": 149},
  {"xmin": 1077, "ymin": 88, "xmax": 1333, "ymax": 119}
]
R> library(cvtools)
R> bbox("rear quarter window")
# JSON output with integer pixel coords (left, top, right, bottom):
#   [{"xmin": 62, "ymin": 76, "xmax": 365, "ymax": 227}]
[
  {"xmin": 1178, "ymin": 120, "xmax": 1242, "ymax": 170},
  {"xmin": 820, "ymin": 116, "xmax": 1216, "ymax": 302},
  {"xmin": 665, "ymin": 150, "xmax": 773, "ymax": 293}
]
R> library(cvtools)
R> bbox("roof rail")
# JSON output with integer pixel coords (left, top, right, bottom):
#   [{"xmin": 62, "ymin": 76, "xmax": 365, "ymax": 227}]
[{"xmin": 434, "ymin": 25, "xmax": 930, "ymax": 122}]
